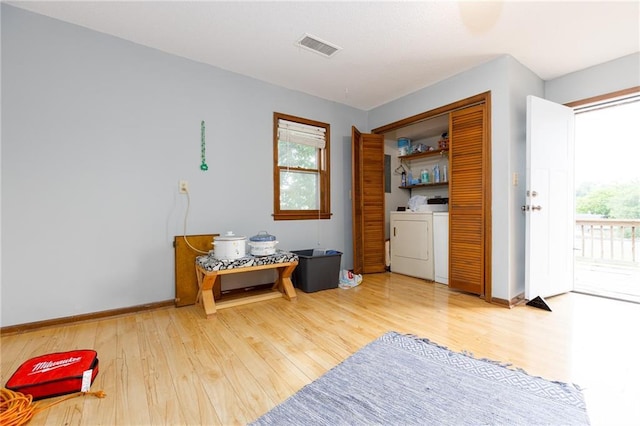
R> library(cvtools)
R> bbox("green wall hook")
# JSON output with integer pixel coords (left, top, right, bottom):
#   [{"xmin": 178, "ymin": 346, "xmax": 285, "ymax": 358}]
[{"xmin": 200, "ymin": 120, "xmax": 208, "ymax": 171}]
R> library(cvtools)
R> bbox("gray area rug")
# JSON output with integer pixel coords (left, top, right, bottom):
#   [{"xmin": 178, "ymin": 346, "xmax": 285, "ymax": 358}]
[{"xmin": 251, "ymin": 331, "xmax": 589, "ymax": 425}]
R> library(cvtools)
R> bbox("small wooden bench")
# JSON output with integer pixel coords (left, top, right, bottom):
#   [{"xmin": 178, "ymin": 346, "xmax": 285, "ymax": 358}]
[{"xmin": 195, "ymin": 251, "xmax": 298, "ymax": 318}]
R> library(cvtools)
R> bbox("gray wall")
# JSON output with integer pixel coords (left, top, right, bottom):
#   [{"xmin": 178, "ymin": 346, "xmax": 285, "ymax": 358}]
[
  {"xmin": 506, "ymin": 60, "xmax": 545, "ymax": 300},
  {"xmin": 545, "ymin": 53, "xmax": 640, "ymax": 104},
  {"xmin": 1, "ymin": 5, "xmax": 366, "ymax": 326}
]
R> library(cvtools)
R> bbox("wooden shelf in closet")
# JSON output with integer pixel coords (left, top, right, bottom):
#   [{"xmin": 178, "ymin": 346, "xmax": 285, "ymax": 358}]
[
  {"xmin": 398, "ymin": 148, "xmax": 449, "ymax": 161},
  {"xmin": 399, "ymin": 181, "xmax": 449, "ymax": 190}
]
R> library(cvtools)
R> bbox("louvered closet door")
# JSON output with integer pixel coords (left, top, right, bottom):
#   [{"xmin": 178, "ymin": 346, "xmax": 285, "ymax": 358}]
[
  {"xmin": 351, "ymin": 127, "xmax": 386, "ymax": 274},
  {"xmin": 449, "ymin": 104, "xmax": 487, "ymax": 295}
]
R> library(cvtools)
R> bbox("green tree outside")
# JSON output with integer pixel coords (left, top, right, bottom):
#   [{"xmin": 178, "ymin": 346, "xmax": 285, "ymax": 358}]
[{"xmin": 576, "ymin": 181, "xmax": 640, "ymax": 219}]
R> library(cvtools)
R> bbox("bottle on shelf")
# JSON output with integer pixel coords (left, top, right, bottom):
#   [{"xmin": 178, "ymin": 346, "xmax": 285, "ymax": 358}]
[
  {"xmin": 421, "ymin": 169, "xmax": 429, "ymax": 183},
  {"xmin": 434, "ymin": 164, "xmax": 440, "ymax": 183}
]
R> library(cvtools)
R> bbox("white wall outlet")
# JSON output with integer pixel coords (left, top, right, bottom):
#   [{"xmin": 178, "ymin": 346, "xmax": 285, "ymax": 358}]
[{"xmin": 179, "ymin": 180, "xmax": 189, "ymax": 193}]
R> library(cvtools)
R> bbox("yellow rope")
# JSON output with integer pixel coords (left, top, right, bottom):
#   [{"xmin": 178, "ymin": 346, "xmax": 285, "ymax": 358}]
[{"xmin": 0, "ymin": 387, "xmax": 106, "ymax": 426}]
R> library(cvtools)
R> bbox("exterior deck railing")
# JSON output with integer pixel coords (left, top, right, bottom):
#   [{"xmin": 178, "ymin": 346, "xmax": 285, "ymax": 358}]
[{"xmin": 575, "ymin": 219, "xmax": 639, "ymax": 263}]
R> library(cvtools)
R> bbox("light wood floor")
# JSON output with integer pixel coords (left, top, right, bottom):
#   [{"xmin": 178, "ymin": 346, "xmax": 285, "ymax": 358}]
[{"xmin": 2, "ymin": 273, "xmax": 639, "ymax": 425}]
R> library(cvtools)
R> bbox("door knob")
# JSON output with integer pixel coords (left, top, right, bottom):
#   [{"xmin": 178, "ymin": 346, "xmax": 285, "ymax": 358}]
[{"xmin": 531, "ymin": 205, "xmax": 542, "ymax": 211}]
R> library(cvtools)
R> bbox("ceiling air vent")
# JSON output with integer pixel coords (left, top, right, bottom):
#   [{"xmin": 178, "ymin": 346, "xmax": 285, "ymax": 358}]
[{"xmin": 296, "ymin": 34, "xmax": 341, "ymax": 58}]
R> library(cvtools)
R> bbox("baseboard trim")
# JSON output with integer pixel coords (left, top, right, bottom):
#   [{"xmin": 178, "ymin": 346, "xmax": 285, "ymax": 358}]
[
  {"xmin": 491, "ymin": 293, "xmax": 525, "ymax": 309},
  {"xmin": 1, "ymin": 300, "xmax": 175, "ymax": 335}
]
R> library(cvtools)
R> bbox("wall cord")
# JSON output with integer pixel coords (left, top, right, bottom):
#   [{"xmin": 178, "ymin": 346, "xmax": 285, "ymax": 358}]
[{"xmin": 182, "ymin": 189, "xmax": 209, "ymax": 255}]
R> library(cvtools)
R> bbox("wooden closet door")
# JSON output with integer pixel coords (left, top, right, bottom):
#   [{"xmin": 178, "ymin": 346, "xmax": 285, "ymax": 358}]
[
  {"xmin": 351, "ymin": 127, "xmax": 386, "ymax": 274},
  {"xmin": 449, "ymin": 104, "xmax": 488, "ymax": 295}
]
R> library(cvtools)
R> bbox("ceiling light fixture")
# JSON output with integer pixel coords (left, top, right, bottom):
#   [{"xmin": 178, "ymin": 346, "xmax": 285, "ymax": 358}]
[{"xmin": 296, "ymin": 34, "xmax": 341, "ymax": 58}]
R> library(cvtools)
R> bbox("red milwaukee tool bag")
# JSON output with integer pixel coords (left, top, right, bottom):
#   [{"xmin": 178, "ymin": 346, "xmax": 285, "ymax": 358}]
[{"xmin": 5, "ymin": 350, "xmax": 99, "ymax": 400}]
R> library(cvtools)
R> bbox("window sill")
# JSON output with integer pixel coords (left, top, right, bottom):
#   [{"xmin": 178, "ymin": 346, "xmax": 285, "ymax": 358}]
[{"xmin": 273, "ymin": 212, "xmax": 332, "ymax": 221}]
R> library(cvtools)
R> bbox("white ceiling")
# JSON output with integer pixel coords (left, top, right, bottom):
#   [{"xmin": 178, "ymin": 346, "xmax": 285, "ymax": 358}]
[{"xmin": 6, "ymin": 1, "xmax": 640, "ymax": 110}]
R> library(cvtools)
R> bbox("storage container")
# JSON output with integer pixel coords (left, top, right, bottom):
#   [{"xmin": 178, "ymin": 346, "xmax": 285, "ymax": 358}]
[
  {"xmin": 248, "ymin": 231, "xmax": 278, "ymax": 256},
  {"xmin": 291, "ymin": 249, "xmax": 342, "ymax": 293},
  {"xmin": 397, "ymin": 137, "xmax": 411, "ymax": 156}
]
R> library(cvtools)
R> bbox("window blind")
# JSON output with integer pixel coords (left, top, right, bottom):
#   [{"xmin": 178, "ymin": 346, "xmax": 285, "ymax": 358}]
[{"xmin": 278, "ymin": 119, "xmax": 326, "ymax": 149}]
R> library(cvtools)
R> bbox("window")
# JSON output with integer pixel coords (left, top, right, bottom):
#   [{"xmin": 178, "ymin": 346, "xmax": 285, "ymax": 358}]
[{"xmin": 273, "ymin": 112, "xmax": 331, "ymax": 220}]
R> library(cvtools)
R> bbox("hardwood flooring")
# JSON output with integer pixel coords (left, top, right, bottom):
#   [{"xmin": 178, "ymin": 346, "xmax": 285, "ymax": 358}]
[{"xmin": 2, "ymin": 272, "xmax": 639, "ymax": 425}]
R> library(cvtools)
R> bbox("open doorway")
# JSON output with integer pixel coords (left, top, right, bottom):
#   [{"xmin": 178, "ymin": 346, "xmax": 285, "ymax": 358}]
[{"xmin": 572, "ymin": 91, "xmax": 640, "ymax": 303}]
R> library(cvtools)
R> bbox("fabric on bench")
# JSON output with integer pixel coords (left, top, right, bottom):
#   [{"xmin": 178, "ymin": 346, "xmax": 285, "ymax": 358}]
[{"xmin": 196, "ymin": 250, "xmax": 299, "ymax": 272}]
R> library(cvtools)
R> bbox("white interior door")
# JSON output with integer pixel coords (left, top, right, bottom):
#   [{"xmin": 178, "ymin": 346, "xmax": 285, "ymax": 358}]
[{"xmin": 525, "ymin": 95, "xmax": 575, "ymax": 300}]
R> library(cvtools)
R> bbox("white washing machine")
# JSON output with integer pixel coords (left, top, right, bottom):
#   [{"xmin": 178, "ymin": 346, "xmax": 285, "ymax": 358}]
[{"xmin": 390, "ymin": 211, "xmax": 434, "ymax": 280}]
